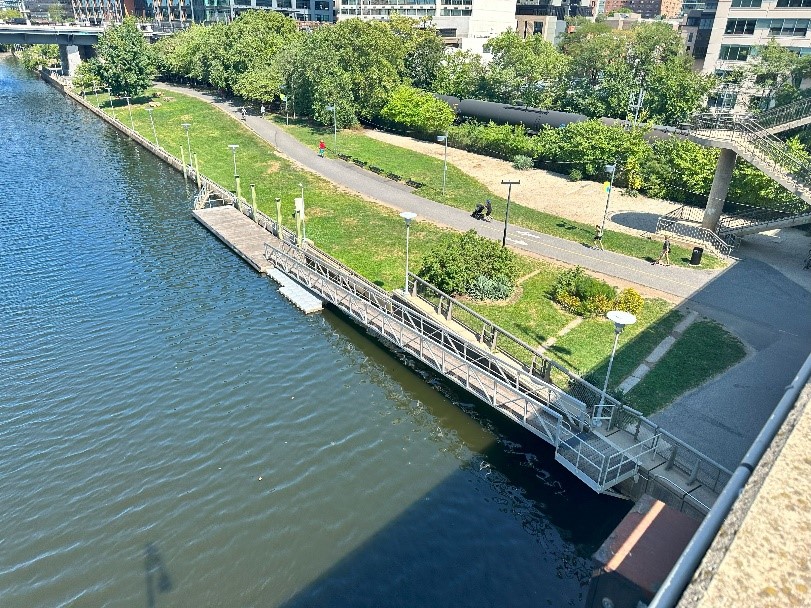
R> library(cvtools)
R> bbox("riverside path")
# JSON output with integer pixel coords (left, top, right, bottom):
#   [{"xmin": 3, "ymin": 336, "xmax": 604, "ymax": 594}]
[{"xmin": 156, "ymin": 84, "xmax": 811, "ymax": 473}]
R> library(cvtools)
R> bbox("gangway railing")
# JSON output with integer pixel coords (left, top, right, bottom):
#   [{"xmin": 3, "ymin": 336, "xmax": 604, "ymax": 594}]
[
  {"xmin": 754, "ymin": 98, "xmax": 811, "ymax": 133},
  {"xmin": 264, "ymin": 242, "xmax": 642, "ymax": 493},
  {"xmin": 655, "ymin": 207, "xmax": 735, "ymax": 255}
]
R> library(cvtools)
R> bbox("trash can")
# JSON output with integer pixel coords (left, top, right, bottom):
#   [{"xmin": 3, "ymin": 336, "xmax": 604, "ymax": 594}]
[{"xmin": 690, "ymin": 246, "xmax": 704, "ymax": 266}]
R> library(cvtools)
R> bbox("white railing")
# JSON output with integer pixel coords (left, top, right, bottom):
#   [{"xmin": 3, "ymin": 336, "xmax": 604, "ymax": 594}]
[{"xmin": 656, "ymin": 215, "xmax": 734, "ymax": 256}]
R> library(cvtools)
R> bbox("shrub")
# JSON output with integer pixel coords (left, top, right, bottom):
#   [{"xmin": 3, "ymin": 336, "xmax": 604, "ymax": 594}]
[
  {"xmin": 468, "ymin": 274, "xmax": 513, "ymax": 301},
  {"xmin": 418, "ymin": 230, "xmax": 518, "ymax": 297},
  {"xmin": 513, "ymin": 155, "xmax": 534, "ymax": 171},
  {"xmin": 379, "ymin": 85, "xmax": 455, "ymax": 135},
  {"xmin": 568, "ymin": 168, "xmax": 583, "ymax": 181},
  {"xmin": 614, "ymin": 288, "xmax": 644, "ymax": 316},
  {"xmin": 552, "ymin": 266, "xmax": 617, "ymax": 317}
]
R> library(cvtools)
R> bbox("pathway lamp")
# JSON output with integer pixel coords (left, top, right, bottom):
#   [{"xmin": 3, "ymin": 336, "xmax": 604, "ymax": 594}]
[
  {"xmin": 437, "ymin": 132, "xmax": 448, "ymax": 196},
  {"xmin": 123, "ymin": 95, "xmax": 135, "ymax": 131},
  {"xmin": 228, "ymin": 144, "xmax": 239, "ymax": 196},
  {"xmin": 325, "ymin": 104, "xmax": 337, "ymax": 149},
  {"xmin": 600, "ymin": 163, "xmax": 617, "ymax": 237},
  {"xmin": 181, "ymin": 122, "xmax": 192, "ymax": 167},
  {"xmin": 298, "ymin": 182, "xmax": 306, "ymax": 243},
  {"xmin": 106, "ymin": 86, "xmax": 112, "ymax": 108},
  {"xmin": 593, "ymin": 310, "xmax": 637, "ymax": 428},
  {"xmin": 146, "ymin": 107, "xmax": 159, "ymax": 147},
  {"xmin": 500, "ymin": 179, "xmax": 520, "ymax": 247},
  {"xmin": 399, "ymin": 211, "xmax": 417, "ymax": 294}
]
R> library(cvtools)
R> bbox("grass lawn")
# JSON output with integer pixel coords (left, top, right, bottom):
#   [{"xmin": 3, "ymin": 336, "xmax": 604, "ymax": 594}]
[
  {"xmin": 623, "ymin": 320, "xmax": 747, "ymax": 416},
  {"xmin": 97, "ymin": 88, "xmax": 744, "ymax": 416},
  {"xmin": 274, "ymin": 118, "xmax": 726, "ymax": 270}
]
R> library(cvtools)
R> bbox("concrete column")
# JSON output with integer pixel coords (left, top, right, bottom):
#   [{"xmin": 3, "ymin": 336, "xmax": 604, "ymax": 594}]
[
  {"xmin": 58, "ymin": 44, "xmax": 81, "ymax": 76},
  {"xmin": 702, "ymin": 148, "xmax": 737, "ymax": 231}
]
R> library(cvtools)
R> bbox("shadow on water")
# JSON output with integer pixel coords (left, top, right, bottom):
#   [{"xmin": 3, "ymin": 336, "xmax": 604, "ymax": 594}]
[{"xmin": 144, "ymin": 543, "xmax": 173, "ymax": 608}]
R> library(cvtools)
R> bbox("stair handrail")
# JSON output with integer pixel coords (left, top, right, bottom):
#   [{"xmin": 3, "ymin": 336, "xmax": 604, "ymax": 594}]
[{"xmin": 753, "ymin": 98, "xmax": 811, "ymax": 132}]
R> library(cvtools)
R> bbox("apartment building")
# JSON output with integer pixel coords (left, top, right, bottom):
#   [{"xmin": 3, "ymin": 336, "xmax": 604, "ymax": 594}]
[
  {"xmin": 623, "ymin": 0, "xmax": 683, "ymax": 17},
  {"xmin": 516, "ymin": 0, "xmax": 593, "ymax": 44}
]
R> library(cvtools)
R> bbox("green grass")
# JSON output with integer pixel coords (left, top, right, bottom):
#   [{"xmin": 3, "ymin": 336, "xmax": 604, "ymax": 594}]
[
  {"xmin": 274, "ymin": 117, "xmax": 726, "ymax": 270},
  {"xmin": 624, "ymin": 320, "xmax": 747, "ymax": 416},
  {"xmin": 98, "ymin": 88, "xmax": 744, "ymax": 416}
]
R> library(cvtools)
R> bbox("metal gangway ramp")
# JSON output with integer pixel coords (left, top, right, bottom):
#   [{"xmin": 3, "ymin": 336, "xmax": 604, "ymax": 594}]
[{"xmin": 264, "ymin": 241, "xmax": 643, "ymax": 495}]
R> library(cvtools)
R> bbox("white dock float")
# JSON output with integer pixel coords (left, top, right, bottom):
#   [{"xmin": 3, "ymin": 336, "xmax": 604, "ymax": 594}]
[{"xmin": 268, "ymin": 268, "xmax": 323, "ymax": 314}]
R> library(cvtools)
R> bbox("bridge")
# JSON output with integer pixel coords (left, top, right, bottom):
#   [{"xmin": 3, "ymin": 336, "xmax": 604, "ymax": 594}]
[{"xmin": 662, "ymin": 101, "xmax": 811, "ymax": 255}]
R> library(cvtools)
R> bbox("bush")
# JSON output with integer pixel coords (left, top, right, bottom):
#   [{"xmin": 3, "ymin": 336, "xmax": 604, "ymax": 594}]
[
  {"xmin": 468, "ymin": 274, "xmax": 513, "ymax": 300},
  {"xmin": 614, "ymin": 288, "xmax": 644, "ymax": 316},
  {"xmin": 568, "ymin": 168, "xmax": 583, "ymax": 181},
  {"xmin": 513, "ymin": 155, "xmax": 534, "ymax": 171},
  {"xmin": 418, "ymin": 230, "xmax": 518, "ymax": 297},
  {"xmin": 552, "ymin": 267, "xmax": 616, "ymax": 317},
  {"xmin": 379, "ymin": 85, "xmax": 455, "ymax": 135}
]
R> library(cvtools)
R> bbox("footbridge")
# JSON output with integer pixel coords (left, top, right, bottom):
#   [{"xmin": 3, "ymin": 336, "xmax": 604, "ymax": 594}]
[{"xmin": 662, "ymin": 102, "xmax": 811, "ymax": 254}]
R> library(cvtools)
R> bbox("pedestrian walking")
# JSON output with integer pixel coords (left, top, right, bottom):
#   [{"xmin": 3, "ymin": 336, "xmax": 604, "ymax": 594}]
[
  {"xmin": 653, "ymin": 236, "xmax": 671, "ymax": 265},
  {"xmin": 593, "ymin": 224, "xmax": 604, "ymax": 250},
  {"xmin": 260, "ymin": 104, "xmax": 265, "ymax": 117},
  {"xmin": 485, "ymin": 199, "xmax": 492, "ymax": 221},
  {"xmin": 240, "ymin": 107, "xmax": 246, "ymax": 121},
  {"xmin": 318, "ymin": 139, "xmax": 326, "ymax": 158}
]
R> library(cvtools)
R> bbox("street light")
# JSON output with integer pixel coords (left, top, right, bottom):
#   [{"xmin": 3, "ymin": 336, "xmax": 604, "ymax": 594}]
[
  {"xmin": 106, "ymin": 87, "xmax": 112, "ymax": 108},
  {"xmin": 228, "ymin": 144, "xmax": 239, "ymax": 195},
  {"xmin": 181, "ymin": 122, "xmax": 192, "ymax": 166},
  {"xmin": 600, "ymin": 163, "xmax": 617, "ymax": 237},
  {"xmin": 500, "ymin": 179, "xmax": 520, "ymax": 247},
  {"xmin": 123, "ymin": 95, "xmax": 135, "ymax": 131},
  {"xmin": 399, "ymin": 211, "xmax": 417, "ymax": 294},
  {"xmin": 593, "ymin": 310, "xmax": 637, "ymax": 428},
  {"xmin": 325, "ymin": 104, "xmax": 337, "ymax": 149},
  {"xmin": 298, "ymin": 182, "xmax": 306, "ymax": 242},
  {"xmin": 436, "ymin": 132, "xmax": 448, "ymax": 196},
  {"xmin": 146, "ymin": 107, "xmax": 159, "ymax": 147}
]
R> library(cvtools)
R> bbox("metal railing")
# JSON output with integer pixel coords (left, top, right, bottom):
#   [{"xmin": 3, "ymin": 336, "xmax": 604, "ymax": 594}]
[
  {"xmin": 265, "ymin": 242, "xmax": 643, "ymax": 492},
  {"xmin": 754, "ymin": 98, "xmax": 811, "ymax": 133},
  {"xmin": 718, "ymin": 200, "xmax": 811, "ymax": 233},
  {"xmin": 407, "ymin": 273, "xmax": 612, "ymax": 427},
  {"xmin": 655, "ymin": 215, "xmax": 735, "ymax": 255}
]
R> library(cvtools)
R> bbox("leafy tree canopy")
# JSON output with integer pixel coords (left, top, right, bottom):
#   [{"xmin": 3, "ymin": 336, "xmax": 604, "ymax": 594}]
[
  {"xmin": 94, "ymin": 17, "xmax": 155, "ymax": 96},
  {"xmin": 379, "ymin": 85, "xmax": 455, "ymax": 135}
]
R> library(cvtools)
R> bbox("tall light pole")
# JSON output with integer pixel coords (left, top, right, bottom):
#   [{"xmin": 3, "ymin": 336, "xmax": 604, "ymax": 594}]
[
  {"xmin": 593, "ymin": 310, "xmax": 637, "ymax": 428},
  {"xmin": 106, "ymin": 87, "xmax": 112, "ymax": 108},
  {"xmin": 325, "ymin": 104, "xmax": 337, "ymax": 149},
  {"xmin": 399, "ymin": 211, "xmax": 417, "ymax": 294},
  {"xmin": 500, "ymin": 179, "xmax": 520, "ymax": 247},
  {"xmin": 228, "ymin": 144, "xmax": 239, "ymax": 194},
  {"xmin": 298, "ymin": 182, "xmax": 306, "ymax": 242},
  {"xmin": 436, "ymin": 132, "xmax": 448, "ymax": 196},
  {"xmin": 146, "ymin": 107, "xmax": 159, "ymax": 147},
  {"xmin": 181, "ymin": 122, "xmax": 192, "ymax": 166},
  {"xmin": 123, "ymin": 95, "xmax": 135, "ymax": 131},
  {"xmin": 600, "ymin": 163, "xmax": 617, "ymax": 237}
]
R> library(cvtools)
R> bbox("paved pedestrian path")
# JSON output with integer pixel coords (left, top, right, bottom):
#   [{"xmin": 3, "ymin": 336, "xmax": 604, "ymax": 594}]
[{"xmin": 159, "ymin": 84, "xmax": 811, "ymax": 471}]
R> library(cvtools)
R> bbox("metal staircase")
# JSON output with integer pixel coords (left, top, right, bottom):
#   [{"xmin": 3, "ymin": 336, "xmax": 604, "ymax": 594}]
[{"xmin": 687, "ymin": 112, "xmax": 811, "ymax": 242}]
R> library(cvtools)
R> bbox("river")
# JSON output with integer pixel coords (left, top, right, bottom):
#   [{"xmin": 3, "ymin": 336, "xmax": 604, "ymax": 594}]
[{"xmin": 0, "ymin": 58, "xmax": 629, "ymax": 607}]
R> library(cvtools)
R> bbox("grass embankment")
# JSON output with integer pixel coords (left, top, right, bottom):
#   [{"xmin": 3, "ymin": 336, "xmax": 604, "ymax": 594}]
[
  {"xmin": 274, "ymin": 119, "xmax": 726, "ymax": 270},
  {"xmin": 96, "ymin": 88, "xmax": 743, "ymax": 415}
]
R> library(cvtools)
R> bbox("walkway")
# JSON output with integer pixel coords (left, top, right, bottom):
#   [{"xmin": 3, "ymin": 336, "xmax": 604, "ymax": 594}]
[{"xmin": 158, "ymin": 84, "xmax": 811, "ymax": 471}]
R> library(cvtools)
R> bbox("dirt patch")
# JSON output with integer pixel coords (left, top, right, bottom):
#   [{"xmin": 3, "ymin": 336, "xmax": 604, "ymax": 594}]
[
  {"xmin": 263, "ymin": 160, "xmax": 282, "ymax": 175},
  {"xmin": 364, "ymin": 129, "xmax": 681, "ymax": 237}
]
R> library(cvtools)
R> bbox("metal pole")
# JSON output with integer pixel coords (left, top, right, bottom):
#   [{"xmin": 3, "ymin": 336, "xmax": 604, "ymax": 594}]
[
  {"xmin": 595, "ymin": 328, "xmax": 620, "ymax": 424},
  {"xmin": 332, "ymin": 105, "xmax": 337, "ymax": 149},
  {"xmin": 275, "ymin": 197, "xmax": 283, "ymax": 238},
  {"xmin": 106, "ymin": 87, "xmax": 112, "ymax": 108},
  {"xmin": 442, "ymin": 133, "xmax": 448, "ymax": 195},
  {"xmin": 182, "ymin": 123, "xmax": 192, "ymax": 168},
  {"xmin": 404, "ymin": 221, "xmax": 410, "ymax": 294},
  {"xmin": 124, "ymin": 96, "xmax": 134, "ymax": 131},
  {"xmin": 194, "ymin": 153, "xmax": 201, "ymax": 189},
  {"xmin": 299, "ymin": 183, "xmax": 306, "ymax": 243},
  {"xmin": 501, "ymin": 179, "xmax": 520, "ymax": 247},
  {"xmin": 147, "ymin": 108, "xmax": 159, "ymax": 147},
  {"xmin": 600, "ymin": 164, "xmax": 616, "ymax": 236}
]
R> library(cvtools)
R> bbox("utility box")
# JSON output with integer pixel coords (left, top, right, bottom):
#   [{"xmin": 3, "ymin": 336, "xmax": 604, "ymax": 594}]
[
  {"xmin": 584, "ymin": 495, "xmax": 700, "ymax": 608},
  {"xmin": 690, "ymin": 247, "xmax": 704, "ymax": 266}
]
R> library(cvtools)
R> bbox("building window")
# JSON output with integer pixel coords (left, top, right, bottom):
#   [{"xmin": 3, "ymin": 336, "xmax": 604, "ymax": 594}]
[
  {"xmin": 767, "ymin": 19, "xmax": 810, "ymax": 36},
  {"xmin": 725, "ymin": 19, "xmax": 755, "ymax": 34},
  {"xmin": 708, "ymin": 90, "xmax": 738, "ymax": 109},
  {"xmin": 776, "ymin": 0, "xmax": 811, "ymax": 6},
  {"xmin": 719, "ymin": 44, "xmax": 751, "ymax": 61},
  {"xmin": 730, "ymin": 0, "xmax": 760, "ymax": 7},
  {"xmin": 534, "ymin": 21, "xmax": 543, "ymax": 34}
]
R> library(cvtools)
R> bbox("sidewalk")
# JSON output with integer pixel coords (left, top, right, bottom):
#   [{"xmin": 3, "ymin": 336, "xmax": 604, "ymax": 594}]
[{"xmin": 158, "ymin": 84, "xmax": 811, "ymax": 470}]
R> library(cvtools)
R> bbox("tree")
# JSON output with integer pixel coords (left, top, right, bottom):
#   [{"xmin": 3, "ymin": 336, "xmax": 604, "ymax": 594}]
[
  {"xmin": 379, "ymin": 85, "xmax": 455, "ymax": 135},
  {"xmin": 47, "ymin": 3, "xmax": 66, "ymax": 23},
  {"xmin": 746, "ymin": 39, "xmax": 811, "ymax": 109},
  {"xmin": 387, "ymin": 14, "xmax": 445, "ymax": 89},
  {"xmin": 94, "ymin": 17, "xmax": 155, "ymax": 96},
  {"xmin": 433, "ymin": 50, "xmax": 487, "ymax": 99}
]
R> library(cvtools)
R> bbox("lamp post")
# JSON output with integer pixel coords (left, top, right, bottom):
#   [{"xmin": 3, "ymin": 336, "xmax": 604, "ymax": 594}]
[
  {"xmin": 399, "ymin": 211, "xmax": 417, "ymax": 294},
  {"xmin": 228, "ymin": 144, "xmax": 239, "ymax": 195},
  {"xmin": 325, "ymin": 104, "xmax": 337, "ymax": 149},
  {"xmin": 437, "ymin": 132, "xmax": 448, "ymax": 196},
  {"xmin": 500, "ymin": 179, "xmax": 520, "ymax": 247},
  {"xmin": 123, "ymin": 95, "xmax": 135, "ymax": 131},
  {"xmin": 298, "ymin": 182, "xmax": 306, "ymax": 243},
  {"xmin": 600, "ymin": 163, "xmax": 617, "ymax": 237},
  {"xmin": 181, "ymin": 122, "xmax": 192, "ymax": 166},
  {"xmin": 93, "ymin": 84, "xmax": 99, "ymax": 107},
  {"xmin": 593, "ymin": 310, "xmax": 637, "ymax": 428},
  {"xmin": 146, "ymin": 107, "xmax": 159, "ymax": 147},
  {"xmin": 106, "ymin": 87, "xmax": 112, "ymax": 108}
]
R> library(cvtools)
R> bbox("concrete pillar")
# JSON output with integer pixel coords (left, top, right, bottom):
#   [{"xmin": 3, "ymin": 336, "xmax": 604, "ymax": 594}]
[
  {"xmin": 58, "ymin": 44, "xmax": 81, "ymax": 76},
  {"xmin": 702, "ymin": 148, "xmax": 737, "ymax": 231}
]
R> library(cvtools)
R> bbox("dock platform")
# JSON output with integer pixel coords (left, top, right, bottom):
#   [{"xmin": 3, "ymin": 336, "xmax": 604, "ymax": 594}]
[{"xmin": 268, "ymin": 268, "xmax": 323, "ymax": 314}]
